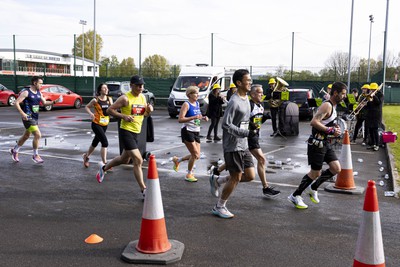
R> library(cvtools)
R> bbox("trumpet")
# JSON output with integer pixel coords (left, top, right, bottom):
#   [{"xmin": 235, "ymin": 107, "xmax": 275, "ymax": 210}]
[
  {"xmin": 346, "ymin": 83, "xmax": 383, "ymax": 121},
  {"xmin": 319, "ymin": 87, "xmax": 328, "ymax": 95}
]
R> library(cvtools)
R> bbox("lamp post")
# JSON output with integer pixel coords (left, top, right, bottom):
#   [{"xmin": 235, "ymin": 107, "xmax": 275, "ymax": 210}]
[
  {"xmin": 79, "ymin": 19, "xmax": 87, "ymax": 77},
  {"xmin": 367, "ymin": 15, "xmax": 374, "ymax": 82}
]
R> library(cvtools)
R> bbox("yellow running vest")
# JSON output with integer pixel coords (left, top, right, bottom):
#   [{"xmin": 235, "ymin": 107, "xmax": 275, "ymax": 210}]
[{"xmin": 120, "ymin": 91, "xmax": 146, "ymax": 133}]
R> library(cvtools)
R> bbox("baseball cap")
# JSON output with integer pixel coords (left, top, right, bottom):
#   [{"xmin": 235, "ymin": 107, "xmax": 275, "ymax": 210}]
[{"xmin": 130, "ymin": 75, "xmax": 145, "ymax": 85}]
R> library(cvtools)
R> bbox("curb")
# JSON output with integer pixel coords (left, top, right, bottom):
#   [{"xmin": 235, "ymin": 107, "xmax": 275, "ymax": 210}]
[{"xmin": 385, "ymin": 144, "xmax": 399, "ymax": 198}]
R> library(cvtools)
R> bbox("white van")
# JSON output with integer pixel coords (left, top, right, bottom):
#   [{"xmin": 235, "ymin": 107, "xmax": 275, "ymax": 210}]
[{"xmin": 167, "ymin": 64, "xmax": 232, "ymax": 118}]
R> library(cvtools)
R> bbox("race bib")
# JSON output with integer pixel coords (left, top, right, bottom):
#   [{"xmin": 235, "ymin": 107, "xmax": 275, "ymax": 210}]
[
  {"xmin": 131, "ymin": 104, "xmax": 145, "ymax": 116},
  {"xmin": 32, "ymin": 105, "xmax": 39, "ymax": 113},
  {"xmin": 253, "ymin": 116, "xmax": 262, "ymax": 129},
  {"xmin": 240, "ymin": 121, "xmax": 249, "ymax": 130},
  {"xmin": 99, "ymin": 116, "xmax": 110, "ymax": 125}
]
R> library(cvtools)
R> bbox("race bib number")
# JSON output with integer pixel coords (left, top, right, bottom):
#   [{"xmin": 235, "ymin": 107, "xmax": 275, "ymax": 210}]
[
  {"xmin": 240, "ymin": 121, "xmax": 249, "ymax": 130},
  {"xmin": 32, "ymin": 105, "xmax": 39, "ymax": 113},
  {"xmin": 253, "ymin": 116, "xmax": 262, "ymax": 129},
  {"xmin": 99, "ymin": 116, "xmax": 110, "ymax": 125},
  {"xmin": 131, "ymin": 104, "xmax": 145, "ymax": 116},
  {"xmin": 194, "ymin": 119, "xmax": 201, "ymax": 126}
]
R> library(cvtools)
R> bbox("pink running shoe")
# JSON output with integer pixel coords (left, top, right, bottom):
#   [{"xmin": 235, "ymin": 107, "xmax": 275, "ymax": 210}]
[
  {"xmin": 32, "ymin": 154, "xmax": 44, "ymax": 164},
  {"xmin": 10, "ymin": 148, "xmax": 19, "ymax": 162}
]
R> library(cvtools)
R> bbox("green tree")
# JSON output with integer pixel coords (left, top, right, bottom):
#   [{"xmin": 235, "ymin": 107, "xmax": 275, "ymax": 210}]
[
  {"xmin": 141, "ymin": 54, "xmax": 171, "ymax": 78},
  {"xmin": 120, "ymin": 57, "xmax": 137, "ymax": 77},
  {"xmin": 73, "ymin": 30, "xmax": 103, "ymax": 61}
]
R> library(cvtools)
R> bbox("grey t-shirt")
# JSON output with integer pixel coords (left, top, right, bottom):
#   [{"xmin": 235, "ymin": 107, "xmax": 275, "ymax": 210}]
[{"xmin": 222, "ymin": 93, "xmax": 251, "ymax": 152}]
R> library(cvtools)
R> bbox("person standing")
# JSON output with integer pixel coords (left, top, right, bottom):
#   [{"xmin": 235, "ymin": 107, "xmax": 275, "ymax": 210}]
[
  {"xmin": 365, "ymin": 82, "xmax": 383, "ymax": 151},
  {"xmin": 351, "ymin": 84, "xmax": 369, "ymax": 145},
  {"xmin": 288, "ymin": 82, "xmax": 347, "ymax": 209},
  {"xmin": 209, "ymin": 84, "xmax": 280, "ymax": 199},
  {"xmin": 265, "ymin": 77, "xmax": 288, "ymax": 137},
  {"xmin": 210, "ymin": 69, "xmax": 256, "ymax": 219},
  {"xmin": 10, "ymin": 76, "xmax": 61, "ymax": 163},
  {"xmin": 96, "ymin": 75, "xmax": 153, "ymax": 197},
  {"xmin": 172, "ymin": 86, "xmax": 208, "ymax": 182},
  {"xmin": 206, "ymin": 83, "xmax": 225, "ymax": 141},
  {"xmin": 226, "ymin": 83, "xmax": 237, "ymax": 101},
  {"xmin": 82, "ymin": 83, "xmax": 113, "ymax": 167}
]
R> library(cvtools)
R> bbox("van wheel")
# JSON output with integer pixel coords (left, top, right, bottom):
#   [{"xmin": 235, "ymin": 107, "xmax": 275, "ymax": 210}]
[
  {"xmin": 169, "ymin": 113, "xmax": 176, "ymax": 118},
  {"xmin": 44, "ymin": 104, "xmax": 53, "ymax": 111}
]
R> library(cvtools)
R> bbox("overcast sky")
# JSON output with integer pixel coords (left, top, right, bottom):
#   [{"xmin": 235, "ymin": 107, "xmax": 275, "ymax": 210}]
[{"xmin": 1, "ymin": 0, "xmax": 399, "ymax": 72}]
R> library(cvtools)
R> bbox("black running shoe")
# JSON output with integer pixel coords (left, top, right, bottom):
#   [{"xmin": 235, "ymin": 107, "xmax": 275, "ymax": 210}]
[{"xmin": 263, "ymin": 186, "xmax": 280, "ymax": 198}]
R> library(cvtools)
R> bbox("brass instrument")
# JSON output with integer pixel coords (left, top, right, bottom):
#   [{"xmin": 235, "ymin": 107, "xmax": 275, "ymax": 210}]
[
  {"xmin": 346, "ymin": 83, "xmax": 383, "ymax": 121},
  {"xmin": 319, "ymin": 87, "xmax": 328, "ymax": 95},
  {"xmin": 269, "ymin": 77, "xmax": 289, "ymax": 108}
]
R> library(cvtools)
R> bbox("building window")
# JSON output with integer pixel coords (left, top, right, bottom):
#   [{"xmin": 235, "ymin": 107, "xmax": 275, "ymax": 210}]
[
  {"xmin": 74, "ymin": 65, "xmax": 83, "ymax": 71},
  {"xmin": 87, "ymin": 66, "xmax": 98, "ymax": 72}
]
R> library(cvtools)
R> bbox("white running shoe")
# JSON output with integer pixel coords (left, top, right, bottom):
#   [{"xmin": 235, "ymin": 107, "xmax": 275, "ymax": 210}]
[
  {"xmin": 209, "ymin": 173, "xmax": 220, "ymax": 197},
  {"xmin": 288, "ymin": 194, "xmax": 308, "ymax": 209},
  {"xmin": 212, "ymin": 205, "xmax": 234, "ymax": 219},
  {"xmin": 304, "ymin": 185, "xmax": 320, "ymax": 204}
]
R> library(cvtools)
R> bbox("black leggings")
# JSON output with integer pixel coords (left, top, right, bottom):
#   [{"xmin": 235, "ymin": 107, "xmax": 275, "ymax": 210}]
[
  {"xmin": 270, "ymin": 107, "xmax": 278, "ymax": 132},
  {"xmin": 207, "ymin": 117, "xmax": 220, "ymax": 137},
  {"xmin": 91, "ymin": 122, "xmax": 108, "ymax": 148},
  {"xmin": 368, "ymin": 127, "xmax": 379, "ymax": 146}
]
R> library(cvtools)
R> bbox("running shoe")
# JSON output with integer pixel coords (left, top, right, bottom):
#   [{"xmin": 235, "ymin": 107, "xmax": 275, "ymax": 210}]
[
  {"xmin": 96, "ymin": 162, "xmax": 105, "ymax": 183},
  {"xmin": 172, "ymin": 156, "xmax": 180, "ymax": 172},
  {"xmin": 288, "ymin": 194, "xmax": 308, "ymax": 209},
  {"xmin": 373, "ymin": 145, "xmax": 379, "ymax": 151},
  {"xmin": 82, "ymin": 153, "xmax": 90, "ymax": 168},
  {"xmin": 185, "ymin": 173, "xmax": 198, "ymax": 182},
  {"xmin": 304, "ymin": 185, "xmax": 320, "ymax": 204},
  {"xmin": 32, "ymin": 154, "xmax": 44, "ymax": 164},
  {"xmin": 206, "ymin": 136, "xmax": 212, "ymax": 141},
  {"xmin": 262, "ymin": 186, "xmax": 281, "ymax": 198},
  {"xmin": 10, "ymin": 148, "xmax": 19, "ymax": 162},
  {"xmin": 212, "ymin": 205, "xmax": 234, "ymax": 219},
  {"xmin": 209, "ymin": 173, "xmax": 220, "ymax": 197}
]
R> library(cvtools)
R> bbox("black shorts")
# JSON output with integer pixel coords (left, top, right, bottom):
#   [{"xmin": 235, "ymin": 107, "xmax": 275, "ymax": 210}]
[
  {"xmin": 224, "ymin": 150, "xmax": 254, "ymax": 173},
  {"xmin": 119, "ymin": 128, "xmax": 139, "ymax": 150},
  {"xmin": 181, "ymin": 127, "xmax": 200, "ymax": 143},
  {"xmin": 307, "ymin": 143, "xmax": 338, "ymax": 170},
  {"xmin": 248, "ymin": 133, "xmax": 260, "ymax": 150},
  {"xmin": 22, "ymin": 118, "xmax": 39, "ymax": 132}
]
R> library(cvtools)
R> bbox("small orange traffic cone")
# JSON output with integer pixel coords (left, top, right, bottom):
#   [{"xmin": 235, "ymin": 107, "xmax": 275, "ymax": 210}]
[
  {"xmin": 121, "ymin": 155, "xmax": 184, "ymax": 264},
  {"xmin": 353, "ymin": 180, "xmax": 385, "ymax": 267},
  {"xmin": 325, "ymin": 130, "xmax": 364, "ymax": 194},
  {"xmin": 84, "ymin": 234, "xmax": 103, "ymax": 244}
]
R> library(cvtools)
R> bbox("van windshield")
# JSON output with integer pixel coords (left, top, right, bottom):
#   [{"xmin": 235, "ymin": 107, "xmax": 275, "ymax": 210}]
[{"xmin": 173, "ymin": 76, "xmax": 211, "ymax": 92}]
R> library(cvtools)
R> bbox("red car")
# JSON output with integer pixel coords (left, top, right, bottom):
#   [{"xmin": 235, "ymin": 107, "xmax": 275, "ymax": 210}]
[
  {"xmin": 0, "ymin": 83, "xmax": 17, "ymax": 106},
  {"xmin": 20, "ymin": 84, "xmax": 83, "ymax": 111}
]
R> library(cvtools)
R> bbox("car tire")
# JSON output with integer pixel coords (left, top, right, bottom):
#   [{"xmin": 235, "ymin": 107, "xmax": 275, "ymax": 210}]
[
  {"xmin": 44, "ymin": 104, "xmax": 53, "ymax": 111},
  {"xmin": 8, "ymin": 95, "xmax": 16, "ymax": 106},
  {"xmin": 74, "ymin": 99, "xmax": 82, "ymax": 109},
  {"xmin": 169, "ymin": 113, "xmax": 177, "ymax": 118}
]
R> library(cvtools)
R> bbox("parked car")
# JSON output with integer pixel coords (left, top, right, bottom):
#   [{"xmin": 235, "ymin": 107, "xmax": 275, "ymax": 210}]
[
  {"xmin": 0, "ymin": 84, "xmax": 17, "ymax": 106},
  {"xmin": 20, "ymin": 84, "xmax": 83, "ymax": 111},
  {"xmin": 105, "ymin": 81, "xmax": 156, "ymax": 105},
  {"xmin": 288, "ymin": 88, "xmax": 315, "ymax": 120}
]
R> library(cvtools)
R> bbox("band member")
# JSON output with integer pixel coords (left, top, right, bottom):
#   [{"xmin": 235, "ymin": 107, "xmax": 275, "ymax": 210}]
[
  {"xmin": 365, "ymin": 82, "xmax": 383, "ymax": 151},
  {"xmin": 351, "ymin": 84, "xmax": 369, "ymax": 145},
  {"xmin": 265, "ymin": 77, "xmax": 288, "ymax": 136},
  {"xmin": 288, "ymin": 82, "xmax": 347, "ymax": 209}
]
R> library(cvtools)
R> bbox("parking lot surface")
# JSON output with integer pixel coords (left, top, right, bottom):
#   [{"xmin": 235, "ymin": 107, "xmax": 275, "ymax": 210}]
[{"xmin": 0, "ymin": 106, "xmax": 399, "ymax": 266}]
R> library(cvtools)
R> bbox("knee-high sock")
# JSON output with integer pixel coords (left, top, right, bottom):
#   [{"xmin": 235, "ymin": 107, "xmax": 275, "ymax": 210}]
[
  {"xmin": 293, "ymin": 175, "xmax": 313, "ymax": 196},
  {"xmin": 311, "ymin": 169, "xmax": 334, "ymax": 190}
]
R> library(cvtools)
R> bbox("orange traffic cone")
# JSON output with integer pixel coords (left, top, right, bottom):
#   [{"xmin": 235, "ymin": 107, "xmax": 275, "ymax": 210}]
[
  {"xmin": 84, "ymin": 234, "xmax": 103, "ymax": 244},
  {"xmin": 353, "ymin": 180, "xmax": 385, "ymax": 267},
  {"xmin": 325, "ymin": 130, "xmax": 364, "ymax": 194},
  {"xmin": 121, "ymin": 155, "xmax": 184, "ymax": 264}
]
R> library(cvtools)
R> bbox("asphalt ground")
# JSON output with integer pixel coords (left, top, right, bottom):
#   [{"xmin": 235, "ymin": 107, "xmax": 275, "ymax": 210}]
[{"xmin": 0, "ymin": 106, "xmax": 399, "ymax": 267}]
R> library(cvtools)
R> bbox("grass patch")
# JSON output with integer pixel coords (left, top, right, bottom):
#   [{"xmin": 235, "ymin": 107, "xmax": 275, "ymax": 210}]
[{"xmin": 382, "ymin": 105, "xmax": 400, "ymax": 184}]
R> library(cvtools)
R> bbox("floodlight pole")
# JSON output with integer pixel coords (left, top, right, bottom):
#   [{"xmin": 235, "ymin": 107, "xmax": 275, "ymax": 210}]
[
  {"xmin": 367, "ymin": 15, "xmax": 374, "ymax": 82},
  {"xmin": 347, "ymin": 0, "xmax": 354, "ymax": 89}
]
